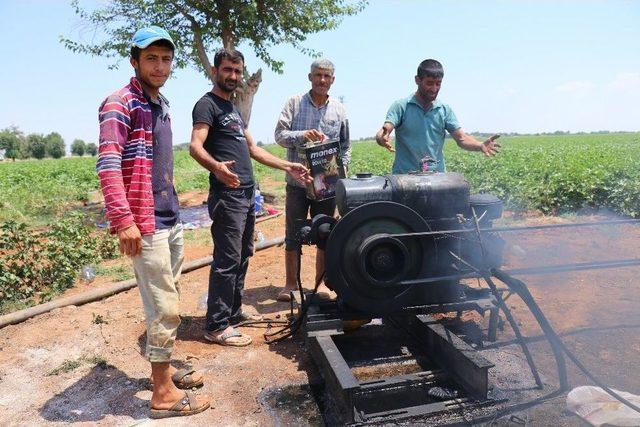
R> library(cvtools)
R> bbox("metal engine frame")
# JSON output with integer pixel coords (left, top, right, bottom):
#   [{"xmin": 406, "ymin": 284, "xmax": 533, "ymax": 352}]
[{"xmin": 304, "ymin": 286, "xmax": 502, "ymax": 424}]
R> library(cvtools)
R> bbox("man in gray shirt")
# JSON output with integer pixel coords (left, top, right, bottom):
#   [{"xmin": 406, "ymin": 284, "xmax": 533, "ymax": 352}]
[{"xmin": 275, "ymin": 58, "xmax": 351, "ymax": 301}]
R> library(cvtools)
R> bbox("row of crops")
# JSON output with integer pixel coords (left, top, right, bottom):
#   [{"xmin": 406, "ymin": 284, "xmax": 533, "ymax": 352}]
[
  {"xmin": 351, "ymin": 133, "xmax": 640, "ymax": 217},
  {"xmin": 448, "ymin": 133, "xmax": 640, "ymax": 217},
  {"xmin": 0, "ymin": 133, "xmax": 639, "ymax": 225}
]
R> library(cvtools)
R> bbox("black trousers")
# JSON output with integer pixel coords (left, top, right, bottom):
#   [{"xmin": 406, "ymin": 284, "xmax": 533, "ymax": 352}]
[{"xmin": 205, "ymin": 186, "xmax": 255, "ymax": 332}]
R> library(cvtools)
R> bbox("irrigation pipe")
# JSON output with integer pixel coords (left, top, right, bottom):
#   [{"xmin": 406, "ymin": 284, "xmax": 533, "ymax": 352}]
[{"xmin": 0, "ymin": 236, "xmax": 285, "ymax": 329}]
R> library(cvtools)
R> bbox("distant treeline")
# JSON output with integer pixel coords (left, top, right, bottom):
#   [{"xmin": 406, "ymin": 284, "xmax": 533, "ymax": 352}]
[
  {"xmin": 463, "ymin": 130, "xmax": 638, "ymax": 138},
  {"xmin": 6, "ymin": 128, "xmax": 632, "ymax": 158},
  {"xmin": 0, "ymin": 126, "xmax": 97, "ymax": 160},
  {"xmin": 173, "ymin": 130, "xmax": 638, "ymax": 150}
]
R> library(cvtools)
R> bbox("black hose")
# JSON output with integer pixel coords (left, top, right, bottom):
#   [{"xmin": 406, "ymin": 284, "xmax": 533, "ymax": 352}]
[
  {"xmin": 482, "ymin": 273, "xmax": 545, "ymax": 389},
  {"xmin": 263, "ymin": 271, "xmax": 324, "ymax": 343},
  {"xmin": 467, "ymin": 208, "xmax": 545, "ymax": 389},
  {"xmin": 297, "ymin": 245, "xmax": 306, "ymax": 306},
  {"xmin": 446, "ymin": 211, "xmax": 637, "ymax": 424},
  {"xmin": 264, "ymin": 243, "xmax": 326, "ymax": 344},
  {"xmin": 492, "ymin": 270, "xmax": 570, "ymax": 390},
  {"xmin": 233, "ymin": 319, "xmax": 288, "ymax": 328},
  {"xmin": 492, "ymin": 268, "xmax": 640, "ymax": 414}
]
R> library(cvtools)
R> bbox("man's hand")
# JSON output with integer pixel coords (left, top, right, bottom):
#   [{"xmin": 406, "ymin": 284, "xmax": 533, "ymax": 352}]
[
  {"xmin": 214, "ymin": 160, "xmax": 241, "ymax": 188},
  {"xmin": 118, "ymin": 224, "xmax": 142, "ymax": 257},
  {"xmin": 481, "ymin": 134, "xmax": 501, "ymax": 156},
  {"xmin": 303, "ymin": 129, "xmax": 325, "ymax": 143},
  {"xmin": 375, "ymin": 127, "xmax": 395, "ymax": 152},
  {"xmin": 285, "ymin": 162, "xmax": 312, "ymax": 186}
]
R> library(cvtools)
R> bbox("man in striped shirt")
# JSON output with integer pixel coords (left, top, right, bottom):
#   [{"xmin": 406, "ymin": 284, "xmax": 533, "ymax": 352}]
[
  {"xmin": 97, "ymin": 26, "xmax": 209, "ymax": 418},
  {"xmin": 274, "ymin": 58, "xmax": 351, "ymax": 302}
]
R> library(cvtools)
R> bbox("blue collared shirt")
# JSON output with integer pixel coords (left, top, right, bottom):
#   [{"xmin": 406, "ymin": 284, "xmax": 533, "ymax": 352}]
[{"xmin": 385, "ymin": 94, "xmax": 460, "ymax": 174}]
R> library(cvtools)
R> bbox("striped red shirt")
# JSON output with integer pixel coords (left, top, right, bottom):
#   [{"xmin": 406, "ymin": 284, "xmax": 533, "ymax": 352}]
[{"xmin": 97, "ymin": 77, "xmax": 156, "ymax": 235}]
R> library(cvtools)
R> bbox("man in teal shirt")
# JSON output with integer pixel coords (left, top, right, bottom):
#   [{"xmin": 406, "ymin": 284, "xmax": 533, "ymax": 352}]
[{"xmin": 376, "ymin": 59, "xmax": 500, "ymax": 173}]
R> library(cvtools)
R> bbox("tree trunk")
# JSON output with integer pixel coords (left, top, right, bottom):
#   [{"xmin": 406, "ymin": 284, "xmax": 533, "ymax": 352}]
[
  {"xmin": 220, "ymin": 26, "xmax": 262, "ymax": 127},
  {"xmin": 233, "ymin": 69, "xmax": 262, "ymax": 127}
]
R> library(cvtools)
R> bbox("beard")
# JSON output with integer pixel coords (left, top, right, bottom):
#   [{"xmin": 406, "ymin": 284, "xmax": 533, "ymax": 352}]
[
  {"xmin": 216, "ymin": 78, "xmax": 239, "ymax": 93},
  {"xmin": 137, "ymin": 72, "xmax": 166, "ymax": 90},
  {"xmin": 418, "ymin": 88, "xmax": 438, "ymax": 102}
]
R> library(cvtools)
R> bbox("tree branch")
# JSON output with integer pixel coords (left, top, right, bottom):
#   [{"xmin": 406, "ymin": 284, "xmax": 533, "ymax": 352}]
[
  {"xmin": 192, "ymin": 26, "xmax": 214, "ymax": 82},
  {"xmin": 216, "ymin": 0, "xmax": 235, "ymax": 49},
  {"xmin": 168, "ymin": 0, "xmax": 213, "ymax": 82}
]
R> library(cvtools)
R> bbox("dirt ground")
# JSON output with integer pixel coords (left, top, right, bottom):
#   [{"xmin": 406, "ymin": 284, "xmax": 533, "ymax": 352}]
[{"xmin": 0, "ymin": 200, "xmax": 639, "ymax": 426}]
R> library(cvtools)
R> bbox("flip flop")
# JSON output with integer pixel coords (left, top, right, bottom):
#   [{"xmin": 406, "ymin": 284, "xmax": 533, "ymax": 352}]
[
  {"xmin": 204, "ymin": 329, "xmax": 252, "ymax": 347},
  {"xmin": 149, "ymin": 391, "xmax": 210, "ymax": 419}
]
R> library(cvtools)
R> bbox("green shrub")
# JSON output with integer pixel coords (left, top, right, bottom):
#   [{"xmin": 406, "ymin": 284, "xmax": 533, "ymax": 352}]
[{"xmin": 0, "ymin": 213, "xmax": 118, "ymax": 306}]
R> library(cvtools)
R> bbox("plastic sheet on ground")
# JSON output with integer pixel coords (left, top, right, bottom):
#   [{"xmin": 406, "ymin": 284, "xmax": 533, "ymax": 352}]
[
  {"xmin": 566, "ymin": 386, "xmax": 640, "ymax": 426},
  {"xmin": 180, "ymin": 204, "xmax": 278, "ymax": 230}
]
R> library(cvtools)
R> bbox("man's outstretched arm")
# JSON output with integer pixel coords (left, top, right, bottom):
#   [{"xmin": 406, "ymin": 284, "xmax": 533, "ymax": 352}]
[
  {"xmin": 246, "ymin": 129, "xmax": 312, "ymax": 186},
  {"xmin": 375, "ymin": 122, "xmax": 396, "ymax": 152},
  {"xmin": 450, "ymin": 129, "xmax": 501, "ymax": 156},
  {"xmin": 189, "ymin": 123, "xmax": 241, "ymax": 188}
]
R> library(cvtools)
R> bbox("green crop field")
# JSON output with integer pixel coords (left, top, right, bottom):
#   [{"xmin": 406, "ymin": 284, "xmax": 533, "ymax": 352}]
[
  {"xmin": 1, "ymin": 132, "xmax": 639, "ymax": 225},
  {"xmin": 445, "ymin": 133, "xmax": 640, "ymax": 216},
  {"xmin": 0, "ymin": 157, "xmax": 98, "ymax": 224},
  {"xmin": 1, "ymin": 133, "xmax": 638, "ymax": 312}
]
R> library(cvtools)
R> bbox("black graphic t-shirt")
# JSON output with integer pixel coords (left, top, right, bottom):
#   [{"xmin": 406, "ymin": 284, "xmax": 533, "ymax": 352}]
[{"xmin": 192, "ymin": 92, "xmax": 254, "ymax": 188}]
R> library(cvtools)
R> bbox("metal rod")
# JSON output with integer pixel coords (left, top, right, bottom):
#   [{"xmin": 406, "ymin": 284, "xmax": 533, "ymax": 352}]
[
  {"xmin": 504, "ymin": 258, "xmax": 640, "ymax": 276},
  {"xmin": 399, "ymin": 272, "xmax": 479, "ymax": 286},
  {"xmin": 491, "ymin": 218, "xmax": 640, "ymax": 233},
  {"xmin": 390, "ymin": 218, "xmax": 640, "ymax": 239},
  {"xmin": 468, "ymin": 207, "xmax": 544, "ymax": 389},
  {"xmin": 482, "ymin": 272, "xmax": 544, "ymax": 389},
  {"xmin": 396, "ymin": 258, "xmax": 640, "ymax": 287}
]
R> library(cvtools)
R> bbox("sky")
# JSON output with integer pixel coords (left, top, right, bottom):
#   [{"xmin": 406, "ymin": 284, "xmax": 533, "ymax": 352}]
[{"xmin": 1, "ymin": 0, "xmax": 639, "ymax": 150}]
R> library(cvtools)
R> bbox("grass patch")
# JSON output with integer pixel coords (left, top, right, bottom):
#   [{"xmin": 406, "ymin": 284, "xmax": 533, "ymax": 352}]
[
  {"xmin": 95, "ymin": 263, "xmax": 133, "ymax": 282},
  {"xmin": 183, "ymin": 227, "xmax": 212, "ymax": 246},
  {"xmin": 47, "ymin": 355, "xmax": 114, "ymax": 376},
  {"xmin": 84, "ymin": 355, "xmax": 114, "ymax": 370},
  {"xmin": 0, "ymin": 215, "xmax": 120, "ymax": 310},
  {"xmin": 47, "ymin": 359, "xmax": 83, "ymax": 376},
  {"xmin": 92, "ymin": 313, "xmax": 107, "ymax": 325},
  {"xmin": 3, "ymin": 134, "xmax": 640, "ymax": 224},
  {"xmin": 0, "ymin": 157, "xmax": 99, "ymax": 225},
  {"xmin": 0, "ymin": 298, "xmax": 35, "ymax": 316}
]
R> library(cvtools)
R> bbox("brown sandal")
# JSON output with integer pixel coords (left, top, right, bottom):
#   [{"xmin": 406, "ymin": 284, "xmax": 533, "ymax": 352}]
[
  {"xmin": 148, "ymin": 367, "xmax": 204, "ymax": 390},
  {"xmin": 150, "ymin": 391, "xmax": 210, "ymax": 419},
  {"xmin": 172, "ymin": 368, "xmax": 204, "ymax": 389}
]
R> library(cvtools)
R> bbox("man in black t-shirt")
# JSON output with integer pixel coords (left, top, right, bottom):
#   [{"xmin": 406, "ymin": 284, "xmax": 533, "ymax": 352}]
[{"xmin": 190, "ymin": 48, "xmax": 311, "ymax": 347}]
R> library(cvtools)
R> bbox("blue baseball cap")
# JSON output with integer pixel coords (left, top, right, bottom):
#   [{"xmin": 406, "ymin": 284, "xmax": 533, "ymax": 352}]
[{"xmin": 131, "ymin": 26, "xmax": 175, "ymax": 50}]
